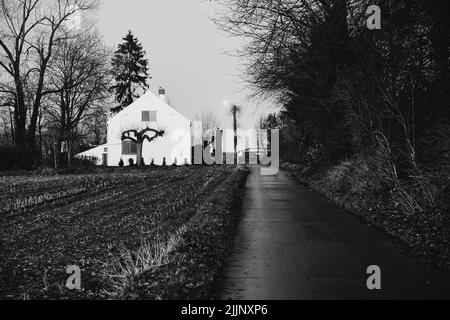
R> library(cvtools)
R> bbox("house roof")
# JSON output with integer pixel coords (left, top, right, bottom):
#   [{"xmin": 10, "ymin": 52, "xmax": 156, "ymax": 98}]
[{"xmin": 109, "ymin": 90, "xmax": 191, "ymax": 123}]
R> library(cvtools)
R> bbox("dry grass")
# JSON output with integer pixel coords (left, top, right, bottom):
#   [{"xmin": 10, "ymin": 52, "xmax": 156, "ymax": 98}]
[
  {"xmin": 319, "ymin": 154, "xmax": 439, "ymax": 216},
  {"xmin": 99, "ymin": 226, "xmax": 187, "ymax": 298}
]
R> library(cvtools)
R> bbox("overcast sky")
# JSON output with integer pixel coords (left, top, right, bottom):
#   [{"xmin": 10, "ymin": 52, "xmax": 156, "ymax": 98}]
[{"xmin": 95, "ymin": 0, "xmax": 277, "ymax": 130}]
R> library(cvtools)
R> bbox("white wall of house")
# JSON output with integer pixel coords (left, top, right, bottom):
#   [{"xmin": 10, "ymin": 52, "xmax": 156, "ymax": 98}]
[
  {"xmin": 76, "ymin": 89, "xmax": 192, "ymax": 166},
  {"xmin": 76, "ymin": 144, "xmax": 107, "ymax": 166}
]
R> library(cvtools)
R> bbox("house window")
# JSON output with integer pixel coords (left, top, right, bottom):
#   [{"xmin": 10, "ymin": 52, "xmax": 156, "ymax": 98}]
[
  {"xmin": 142, "ymin": 111, "xmax": 150, "ymax": 122},
  {"xmin": 122, "ymin": 141, "xmax": 137, "ymax": 155},
  {"xmin": 142, "ymin": 111, "xmax": 157, "ymax": 122}
]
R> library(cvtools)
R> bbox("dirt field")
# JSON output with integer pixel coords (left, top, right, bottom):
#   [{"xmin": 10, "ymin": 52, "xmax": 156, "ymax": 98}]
[{"xmin": 0, "ymin": 166, "xmax": 240, "ymax": 299}]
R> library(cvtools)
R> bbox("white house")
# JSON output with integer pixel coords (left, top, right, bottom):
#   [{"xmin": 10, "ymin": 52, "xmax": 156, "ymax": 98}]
[{"xmin": 77, "ymin": 88, "xmax": 193, "ymax": 166}]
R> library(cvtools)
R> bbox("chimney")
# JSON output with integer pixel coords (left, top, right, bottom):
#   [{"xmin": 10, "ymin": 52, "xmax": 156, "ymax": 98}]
[{"xmin": 158, "ymin": 87, "xmax": 166, "ymax": 102}]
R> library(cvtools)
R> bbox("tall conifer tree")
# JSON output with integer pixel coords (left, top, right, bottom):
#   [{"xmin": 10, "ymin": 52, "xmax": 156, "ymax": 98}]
[{"xmin": 111, "ymin": 31, "xmax": 150, "ymax": 113}]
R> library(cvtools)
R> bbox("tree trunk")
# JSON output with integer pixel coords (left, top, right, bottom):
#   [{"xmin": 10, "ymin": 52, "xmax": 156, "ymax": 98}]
[
  {"xmin": 56, "ymin": 140, "xmax": 62, "ymax": 168},
  {"xmin": 67, "ymin": 140, "xmax": 72, "ymax": 168},
  {"xmin": 234, "ymin": 135, "xmax": 238, "ymax": 166},
  {"xmin": 13, "ymin": 64, "xmax": 29, "ymax": 158},
  {"xmin": 233, "ymin": 110, "xmax": 238, "ymax": 166},
  {"xmin": 38, "ymin": 114, "xmax": 43, "ymax": 158},
  {"xmin": 53, "ymin": 142, "xmax": 58, "ymax": 169},
  {"xmin": 27, "ymin": 59, "xmax": 50, "ymax": 156},
  {"xmin": 9, "ymin": 109, "xmax": 15, "ymax": 147},
  {"xmin": 136, "ymin": 142, "xmax": 143, "ymax": 166},
  {"xmin": 14, "ymin": 112, "xmax": 27, "ymax": 152}
]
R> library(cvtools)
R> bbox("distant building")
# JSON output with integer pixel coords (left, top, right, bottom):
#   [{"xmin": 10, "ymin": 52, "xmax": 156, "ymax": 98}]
[{"xmin": 76, "ymin": 88, "xmax": 192, "ymax": 166}]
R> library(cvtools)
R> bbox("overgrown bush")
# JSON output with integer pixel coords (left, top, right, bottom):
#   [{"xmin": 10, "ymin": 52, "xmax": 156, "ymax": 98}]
[
  {"xmin": 36, "ymin": 167, "xmax": 58, "ymax": 176},
  {"xmin": 324, "ymin": 161, "xmax": 352, "ymax": 194},
  {"xmin": 72, "ymin": 156, "xmax": 98, "ymax": 168},
  {"xmin": 0, "ymin": 146, "xmax": 16, "ymax": 170},
  {"xmin": 0, "ymin": 146, "xmax": 34, "ymax": 170}
]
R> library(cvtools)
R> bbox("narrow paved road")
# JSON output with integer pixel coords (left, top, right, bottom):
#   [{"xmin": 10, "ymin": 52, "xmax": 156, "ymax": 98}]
[{"xmin": 221, "ymin": 167, "xmax": 450, "ymax": 300}]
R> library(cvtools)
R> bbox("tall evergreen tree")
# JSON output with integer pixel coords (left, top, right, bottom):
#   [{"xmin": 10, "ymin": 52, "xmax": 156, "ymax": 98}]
[{"xmin": 111, "ymin": 31, "xmax": 150, "ymax": 113}]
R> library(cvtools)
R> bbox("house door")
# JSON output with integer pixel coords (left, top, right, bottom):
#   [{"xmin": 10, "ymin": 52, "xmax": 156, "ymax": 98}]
[{"xmin": 102, "ymin": 153, "xmax": 108, "ymax": 166}]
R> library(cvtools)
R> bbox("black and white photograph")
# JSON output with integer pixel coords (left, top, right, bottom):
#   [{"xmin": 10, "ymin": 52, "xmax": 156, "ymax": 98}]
[{"xmin": 0, "ymin": 0, "xmax": 449, "ymax": 308}]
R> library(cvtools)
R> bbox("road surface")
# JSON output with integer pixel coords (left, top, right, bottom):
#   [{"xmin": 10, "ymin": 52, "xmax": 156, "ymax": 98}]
[{"xmin": 220, "ymin": 167, "xmax": 450, "ymax": 300}]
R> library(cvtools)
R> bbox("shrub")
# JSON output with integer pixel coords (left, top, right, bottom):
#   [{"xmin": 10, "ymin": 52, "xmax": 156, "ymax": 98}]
[
  {"xmin": 118, "ymin": 159, "xmax": 124, "ymax": 167},
  {"xmin": 128, "ymin": 159, "xmax": 135, "ymax": 167},
  {"xmin": 38, "ymin": 167, "xmax": 58, "ymax": 176},
  {"xmin": 162, "ymin": 157, "xmax": 167, "ymax": 166},
  {"xmin": 325, "ymin": 161, "xmax": 352, "ymax": 194},
  {"xmin": 0, "ymin": 146, "xmax": 34, "ymax": 170},
  {"xmin": 0, "ymin": 146, "xmax": 16, "ymax": 170},
  {"xmin": 72, "ymin": 156, "xmax": 98, "ymax": 169}
]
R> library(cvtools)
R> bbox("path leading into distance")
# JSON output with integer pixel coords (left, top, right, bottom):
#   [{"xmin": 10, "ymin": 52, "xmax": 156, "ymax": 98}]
[{"xmin": 220, "ymin": 166, "xmax": 450, "ymax": 300}]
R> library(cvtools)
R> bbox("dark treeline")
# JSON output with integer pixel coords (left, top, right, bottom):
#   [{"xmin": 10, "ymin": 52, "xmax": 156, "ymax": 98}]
[
  {"xmin": 219, "ymin": 0, "xmax": 449, "ymax": 204},
  {"xmin": 0, "ymin": 0, "xmax": 151, "ymax": 170},
  {"xmin": 0, "ymin": 0, "xmax": 109, "ymax": 169},
  {"xmin": 219, "ymin": 0, "xmax": 449, "ymax": 260}
]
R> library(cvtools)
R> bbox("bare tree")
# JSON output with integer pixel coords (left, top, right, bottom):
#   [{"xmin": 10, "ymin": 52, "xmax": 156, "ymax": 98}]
[
  {"xmin": 82, "ymin": 104, "xmax": 109, "ymax": 146},
  {"xmin": 195, "ymin": 110, "xmax": 221, "ymax": 144},
  {"xmin": 121, "ymin": 128, "xmax": 165, "ymax": 167},
  {"xmin": 44, "ymin": 31, "xmax": 111, "ymax": 167},
  {"xmin": 215, "ymin": 0, "xmax": 326, "ymax": 99},
  {"xmin": 227, "ymin": 104, "xmax": 242, "ymax": 166},
  {"xmin": 0, "ymin": 0, "xmax": 97, "ymax": 166},
  {"xmin": 255, "ymin": 114, "xmax": 268, "ymax": 151}
]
